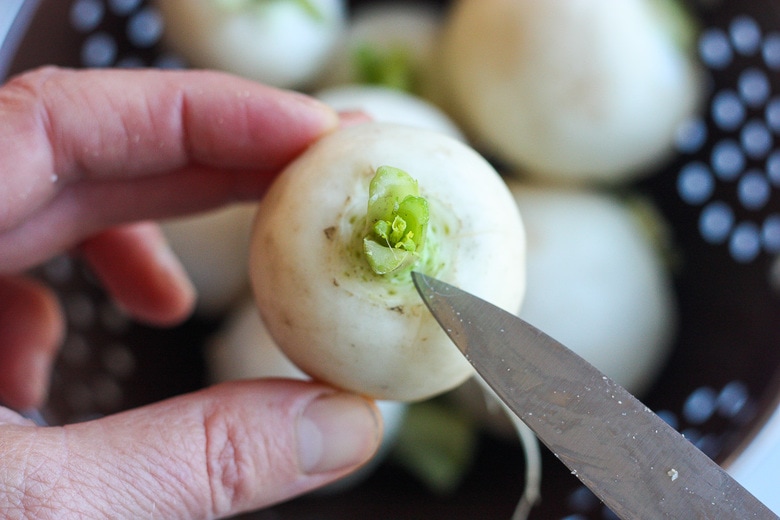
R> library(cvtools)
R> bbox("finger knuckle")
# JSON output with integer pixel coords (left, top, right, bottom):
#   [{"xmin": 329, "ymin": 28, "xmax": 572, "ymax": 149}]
[
  {"xmin": 202, "ymin": 406, "xmax": 263, "ymax": 516},
  {"xmin": 1, "ymin": 66, "xmax": 63, "ymax": 114}
]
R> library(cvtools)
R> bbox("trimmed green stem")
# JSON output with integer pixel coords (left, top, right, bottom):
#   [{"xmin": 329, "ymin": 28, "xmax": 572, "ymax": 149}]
[{"xmin": 362, "ymin": 166, "xmax": 430, "ymax": 275}]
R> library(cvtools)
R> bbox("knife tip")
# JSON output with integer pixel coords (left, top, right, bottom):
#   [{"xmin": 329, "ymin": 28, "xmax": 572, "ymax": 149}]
[
  {"xmin": 410, "ymin": 270, "xmax": 428, "ymax": 293},
  {"xmin": 412, "ymin": 271, "xmax": 444, "ymax": 301}
]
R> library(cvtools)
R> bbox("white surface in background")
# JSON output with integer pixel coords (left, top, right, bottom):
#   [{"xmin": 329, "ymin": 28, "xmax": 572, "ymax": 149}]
[
  {"xmin": 0, "ymin": 0, "xmax": 29, "ymax": 80},
  {"xmin": 0, "ymin": 1, "xmax": 25, "ymax": 46},
  {"xmin": 728, "ymin": 402, "xmax": 780, "ymax": 514},
  {"xmin": 729, "ymin": 404, "xmax": 780, "ymax": 514}
]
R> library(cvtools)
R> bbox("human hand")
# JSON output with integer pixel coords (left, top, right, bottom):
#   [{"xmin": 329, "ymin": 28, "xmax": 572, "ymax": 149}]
[
  {"xmin": 0, "ymin": 65, "xmax": 337, "ymax": 407},
  {"xmin": 0, "ymin": 67, "xmax": 382, "ymax": 518}
]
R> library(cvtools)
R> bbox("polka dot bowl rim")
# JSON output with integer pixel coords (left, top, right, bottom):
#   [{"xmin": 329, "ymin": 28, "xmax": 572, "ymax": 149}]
[{"xmin": 3, "ymin": 0, "xmax": 780, "ymax": 518}]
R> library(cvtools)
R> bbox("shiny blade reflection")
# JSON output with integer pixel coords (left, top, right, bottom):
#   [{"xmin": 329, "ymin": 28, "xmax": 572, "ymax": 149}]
[{"xmin": 412, "ymin": 272, "xmax": 777, "ymax": 520}]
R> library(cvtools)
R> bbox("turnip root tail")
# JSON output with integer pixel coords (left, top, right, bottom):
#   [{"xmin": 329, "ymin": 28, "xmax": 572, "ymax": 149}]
[
  {"xmin": 475, "ymin": 377, "xmax": 542, "ymax": 520},
  {"xmin": 506, "ymin": 409, "xmax": 542, "ymax": 520}
]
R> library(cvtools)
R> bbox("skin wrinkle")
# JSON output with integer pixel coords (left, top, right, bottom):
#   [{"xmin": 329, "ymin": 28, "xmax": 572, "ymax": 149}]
[
  {"xmin": 199, "ymin": 386, "xmax": 306, "ymax": 519},
  {"xmin": 84, "ymin": 446, "xmax": 142, "ymax": 518},
  {"xmin": 63, "ymin": 416, "xmax": 202, "ymax": 519},
  {"xmin": 0, "ymin": 71, "xmax": 57, "ymax": 232},
  {"xmin": 154, "ymin": 434, "xmax": 208, "ymax": 518},
  {"xmin": 61, "ymin": 86, "xmax": 149, "ymax": 181},
  {"xmin": 36, "ymin": 85, "xmax": 61, "ymax": 189},
  {"xmin": 46, "ymin": 428, "xmax": 106, "ymax": 519},
  {"xmin": 98, "ymin": 92, "xmax": 140, "ymax": 180},
  {"xmin": 43, "ymin": 71, "xmax": 85, "ymax": 183},
  {"xmin": 52, "ymin": 70, "xmax": 176, "ymax": 181},
  {"xmin": 175, "ymin": 86, "xmax": 193, "ymax": 177},
  {"xmin": 21, "ymin": 68, "xmax": 213, "ymax": 184},
  {"xmin": 110, "ymin": 420, "xmax": 203, "ymax": 518},
  {"xmin": 201, "ymin": 395, "xmax": 278, "ymax": 518},
  {"xmin": 55, "ymin": 73, "xmax": 134, "ymax": 180},
  {"xmin": 0, "ymin": 429, "xmax": 35, "ymax": 516},
  {"xmin": 36, "ymin": 68, "xmax": 107, "ymax": 184},
  {"xmin": 204, "ymin": 406, "xmax": 245, "ymax": 517},
  {"xmin": 184, "ymin": 84, "xmax": 227, "ymax": 170},
  {"xmin": 110, "ymin": 77, "xmax": 190, "ymax": 181},
  {"xmin": 18, "ymin": 421, "xmax": 127, "ymax": 519},
  {"xmin": 0, "ymin": 427, "xmax": 70, "ymax": 519}
]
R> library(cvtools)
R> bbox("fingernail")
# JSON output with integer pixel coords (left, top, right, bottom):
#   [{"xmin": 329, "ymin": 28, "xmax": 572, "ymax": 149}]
[
  {"xmin": 286, "ymin": 92, "xmax": 340, "ymax": 131},
  {"xmin": 151, "ymin": 238, "xmax": 197, "ymax": 320},
  {"xmin": 27, "ymin": 350, "xmax": 53, "ymax": 407},
  {"xmin": 337, "ymin": 110, "xmax": 373, "ymax": 128},
  {"xmin": 297, "ymin": 393, "xmax": 381, "ymax": 474}
]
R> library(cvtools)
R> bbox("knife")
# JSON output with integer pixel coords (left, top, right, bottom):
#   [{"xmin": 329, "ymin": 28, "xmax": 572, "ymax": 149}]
[{"xmin": 411, "ymin": 272, "xmax": 778, "ymax": 520}]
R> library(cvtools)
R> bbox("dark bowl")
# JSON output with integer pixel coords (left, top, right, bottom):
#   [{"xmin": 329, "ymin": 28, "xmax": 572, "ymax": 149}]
[{"xmin": 3, "ymin": 0, "xmax": 780, "ymax": 518}]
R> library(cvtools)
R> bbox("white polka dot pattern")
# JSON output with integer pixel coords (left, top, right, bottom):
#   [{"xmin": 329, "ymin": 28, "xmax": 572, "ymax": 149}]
[
  {"xmin": 678, "ymin": 13, "xmax": 780, "ymax": 264},
  {"xmin": 69, "ymin": 0, "xmax": 184, "ymax": 69}
]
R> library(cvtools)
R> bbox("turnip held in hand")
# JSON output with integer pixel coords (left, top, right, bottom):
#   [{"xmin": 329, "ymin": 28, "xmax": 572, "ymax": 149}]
[{"xmin": 249, "ymin": 122, "xmax": 526, "ymax": 402}]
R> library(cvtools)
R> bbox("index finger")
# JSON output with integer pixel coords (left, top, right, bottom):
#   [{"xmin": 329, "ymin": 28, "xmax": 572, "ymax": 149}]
[{"xmin": 0, "ymin": 66, "xmax": 338, "ymax": 230}]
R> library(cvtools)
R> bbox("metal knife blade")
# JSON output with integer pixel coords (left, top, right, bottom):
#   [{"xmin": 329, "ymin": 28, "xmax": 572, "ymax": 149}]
[{"xmin": 411, "ymin": 272, "xmax": 778, "ymax": 520}]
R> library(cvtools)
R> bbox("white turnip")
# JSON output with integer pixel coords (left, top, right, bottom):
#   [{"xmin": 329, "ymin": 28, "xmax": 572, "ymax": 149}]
[
  {"xmin": 509, "ymin": 182, "xmax": 677, "ymax": 395},
  {"xmin": 438, "ymin": 0, "xmax": 703, "ymax": 183},
  {"xmin": 314, "ymin": 84, "xmax": 465, "ymax": 140},
  {"xmin": 248, "ymin": 122, "xmax": 526, "ymax": 402},
  {"xmin": 161, "ymin": 203, "xmax": 256, "ymax": 316},
  {"xmin": 316, "ymin": 1, "xmax": 443, "ymax": 93},
  {"xmin": 155, "ymin": 0, "xmax": 347, "ymax": 89},
  {"xmin": 450, "ymin": 183, "xmax": 677, "ymax": 446},
  {"xmin": 208, "ymin": 297, "xmax": 306, "ymax": 382},
  {"xmin": 447, "ymin": 183, "xmax": 676, "ymax": 518}
]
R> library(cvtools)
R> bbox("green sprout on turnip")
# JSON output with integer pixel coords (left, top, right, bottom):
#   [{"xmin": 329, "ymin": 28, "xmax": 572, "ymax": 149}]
[
  {"xmin": 353, "ymin": 44, "xmax": 416, "ymax": 92},
  {"xmin": 362, "ymin": 166, "xmax": 429, "ymax": 275}
]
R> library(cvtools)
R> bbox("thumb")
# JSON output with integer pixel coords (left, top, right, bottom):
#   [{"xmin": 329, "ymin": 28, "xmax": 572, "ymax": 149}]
[{"xmin": 2, "ymin": 380, "xmax": 382, "ymax": 519}]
